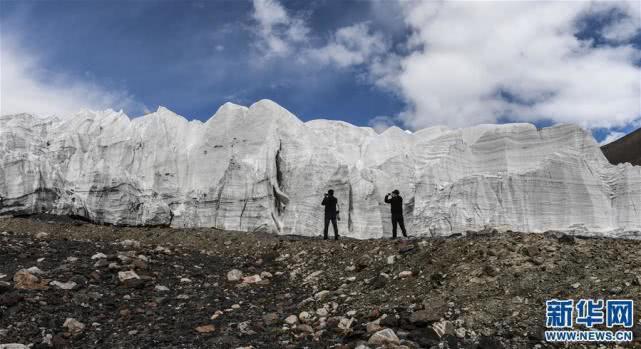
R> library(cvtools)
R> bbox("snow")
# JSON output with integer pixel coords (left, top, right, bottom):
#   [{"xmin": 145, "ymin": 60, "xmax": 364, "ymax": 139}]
[{"xmin": 1, "ymin": 99, "xmax": 639, "ymax": 238}]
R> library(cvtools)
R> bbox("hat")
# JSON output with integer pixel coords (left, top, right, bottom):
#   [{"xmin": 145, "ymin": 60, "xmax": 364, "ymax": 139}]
[
  {"xmin": 328, "ymin": 189, "xmax": 334, "ymax": 195},
  {"xmin": 392, "ymin": 189, "xmax": 400, "ymax": 194}
]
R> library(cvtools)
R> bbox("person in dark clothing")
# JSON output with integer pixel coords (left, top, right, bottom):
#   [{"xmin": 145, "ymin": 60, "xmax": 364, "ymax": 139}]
[
  {"xmin": 384, "ymin": 189, "xmax": 407, "ymax": 239},
  {"xmin": 321, "ymin": 189, "xmax": 339, "ymax": 240}
]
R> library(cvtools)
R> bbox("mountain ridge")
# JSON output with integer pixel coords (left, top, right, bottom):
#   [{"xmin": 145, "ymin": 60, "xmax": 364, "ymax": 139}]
[{"xmin": 601, "ymin": 126, "xmax": 641, "ymax": 166}]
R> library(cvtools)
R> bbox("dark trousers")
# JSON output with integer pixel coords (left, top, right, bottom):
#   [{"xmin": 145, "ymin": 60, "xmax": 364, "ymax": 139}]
[
  {"xmin": 324, "ymin": 215, "xmax": 338, "ymax": 240},
  {"xmin": 392, "ymin": 214, "xmax": 407, "ymax": 238}
]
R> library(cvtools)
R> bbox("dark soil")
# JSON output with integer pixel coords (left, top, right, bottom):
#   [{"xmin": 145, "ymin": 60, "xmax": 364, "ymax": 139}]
[{"xmin": 1, "ymin": 216, "xmax": 641, "ymax": 348}]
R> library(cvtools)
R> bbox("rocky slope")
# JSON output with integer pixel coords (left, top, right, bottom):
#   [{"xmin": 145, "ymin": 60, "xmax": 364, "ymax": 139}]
[
  {"xmin": 1, "ymin": 217, "xmax": 641, "ymax": 348},
  {"xmin": 1, "ymin": 100, "xmax": 640, "ymax": 237},
  {"xmin": 601, "ymin": 127, "xmax": 641, "ymax": 166}
]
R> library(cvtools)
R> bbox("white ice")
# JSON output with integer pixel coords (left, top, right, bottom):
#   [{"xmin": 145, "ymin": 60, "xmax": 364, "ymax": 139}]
[{"xmin": 1, "ymin": 100, "xmax": 639, "ymax": 238}]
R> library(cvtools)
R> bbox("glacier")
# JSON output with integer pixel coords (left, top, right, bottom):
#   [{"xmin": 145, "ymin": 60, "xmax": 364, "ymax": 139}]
[{"xmin": 1, "ymin": 99, "xmax": 640, "ymax": 238}]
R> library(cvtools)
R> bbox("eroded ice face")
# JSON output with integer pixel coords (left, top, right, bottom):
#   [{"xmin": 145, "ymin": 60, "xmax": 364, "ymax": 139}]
[{"xmin": 1, "ymin": 99, "xmax": 639, "ymax": 238}]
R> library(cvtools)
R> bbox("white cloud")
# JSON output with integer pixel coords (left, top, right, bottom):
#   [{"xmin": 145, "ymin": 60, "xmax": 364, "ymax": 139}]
[
  {"xmin": 603, "ymin": 16, "xmax": 640, "ymax": 42},
  {"xmin": 591, "ymin": 0, "xmax": 640, "ymax": 42},
  {"xmin": 248, "ymin": 0, "xmax": 640, "ymax": 132},
  {"xmin": 307, "ymin": 23, "xmax": 388, "ymax": 68},
  {"xmin": 251, "ymin": 0, "xmax": 309, "ymax": 56},
  {"xmin": 599, "ymin": 131, "xmax": 626, "ymax": 145},
  {"xmin": 251, "ymin": 0, "xmax": 386, "ymax": 69},
  {"xmin": 0, "ymin": 36, "xmax": 143, "ymax": 117},
  {"xmin": 382, "ymin": 1, "xmax": 641, "ymax": 130}
]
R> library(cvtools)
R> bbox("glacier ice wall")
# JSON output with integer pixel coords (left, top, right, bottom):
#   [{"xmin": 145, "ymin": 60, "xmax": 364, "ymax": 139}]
[{"xmin": 1, "ymin": 99, "xmax": 640, "ymax": 238}]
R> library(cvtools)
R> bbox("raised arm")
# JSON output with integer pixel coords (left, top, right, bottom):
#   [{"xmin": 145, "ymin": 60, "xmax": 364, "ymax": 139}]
[
  {"xmin": 384, "ymin": 194, "xmax": 391, "ymax": 203},
  {"xmin": 322, "ymin": 196, "xmax": 327, "ymax": 206}
]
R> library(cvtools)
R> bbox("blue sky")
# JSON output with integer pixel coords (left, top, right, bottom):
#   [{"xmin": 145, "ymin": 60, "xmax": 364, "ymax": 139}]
[{"xmin": 1, "ymin": 0, "xmax": 640, "ymax": 144}]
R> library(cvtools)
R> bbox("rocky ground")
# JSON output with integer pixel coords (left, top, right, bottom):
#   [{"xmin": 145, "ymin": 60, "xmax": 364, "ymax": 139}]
[{"xmin": 1, "ymin": 215, "xmax": 641, "ymax": 349}]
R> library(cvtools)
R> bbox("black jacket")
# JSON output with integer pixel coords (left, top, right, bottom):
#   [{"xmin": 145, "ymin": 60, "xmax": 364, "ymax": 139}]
[
  {"xmin": 384, "ymin": 195, "xmax": 403, "ymax": 216},
  {"xmin": 322, "ymin": 196, "xmax": 338, "ymax": 217}
]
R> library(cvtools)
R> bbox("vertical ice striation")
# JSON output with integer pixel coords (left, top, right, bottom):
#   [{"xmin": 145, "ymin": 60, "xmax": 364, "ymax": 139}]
[{"xmin": 1, "ymin": 100, "xmax": 639, "ymax": 238}]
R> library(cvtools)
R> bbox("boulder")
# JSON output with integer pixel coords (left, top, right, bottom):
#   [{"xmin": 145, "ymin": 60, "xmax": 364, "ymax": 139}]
[
  {"xmin": 117, "ymin": 270, "xmax": 140, "ymax": 283},
  {"xmin": 63, "ymin": 318, "xmax": 85, "ymax": 336},
  {"xmin": 227, "ymin": 269, "xmax": 243, "ymax": 281},
  {"xmin": 50, "ymin": 281, "xmax": 77, "ymax": 290},
  {"xmin": 368, "ymin": 328, "xmax": 400, "ymax": 346},
  {"xmin": 13, "ymin": 270, "xmax": 48, "ymax": 290}
]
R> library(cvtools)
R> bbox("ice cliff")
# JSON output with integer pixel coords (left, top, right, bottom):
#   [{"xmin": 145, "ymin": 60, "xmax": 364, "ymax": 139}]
[{"xmin": 1, "ymin": 100, "xmax": 640, "ymax": 238}]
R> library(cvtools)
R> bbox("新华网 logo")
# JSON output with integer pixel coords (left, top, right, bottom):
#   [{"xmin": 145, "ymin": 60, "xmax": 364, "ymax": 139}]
[{"xmin": 545, "ymin": 299, "xmax": 634, "ymax": 342}]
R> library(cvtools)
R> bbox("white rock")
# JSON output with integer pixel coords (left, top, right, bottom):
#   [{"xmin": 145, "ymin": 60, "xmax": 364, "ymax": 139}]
[
  {"xmin": 117, "ymin": 270, "xmax": 140, "ymax": 282},
  {"xmin": 366, "ymin": 322, "xmax": 383, "ymax": 333},
  {"xmin": 304, "ymin": 270, "xmax": 323, "ymax": 282},
  {"xmin": 50, "ymin": 281, "xmax": 77, "ymax": 290},
  {"xmin": 337, "ymin": 317, "xmax": 354, "ymax": 332},
  {"xmin": 386, "ymin": 255, "xmax": 395, "ymax": 265},
  {"xmin": 316, "ymin": 308, "xmax": 329, "ymax": 317},
  {"xmin": 154, "ymin": 285, "xmax": 170, "ymax": 292},
  {"xmin": 26, "ymin": 267, "xmax": 44, "ymax": 275},
  {"xmin": 260, "ymin": 271, "xmax": 272, "ymax": 278},
  {"xmin": 2, "ymin": 102, "xmax": 640, "ymax": 237},
  {"xmin": 35, "ymin": 232, "xmax": 48, "ymax": 239},
  {"xmin": 42, "ymin": 334, "xmax": 53, "ymax": 346},
  {"xmin": 65, "ymin": 257, "xmax": 78, "ymax": 263},
  {"xmin": 238, "ymin": 321, "xmax": 254, "ymax": 335},
  {"xmin": 298, "ymin": 311, "xmax": 312, "ymax": 323},
  {"xmin": 315, "ymin": 290, "xmax": 331, "ymax": 300},
  {"xmin": 241, "ymin": 275, "xmax": 262, "ymax": 284},
  {"xmin": 227, "ymin": 269, "xmax": 243, "ymax": 281},
  {"xmin": 399, "ymin": 271, "xmax": 413, "ymax": 278},
  {"xmin": 433, "ymin": 320, "xmax": 455, "ymax": 338},
  {"xmin": 180, "ymin": 278, "xmax": 191, "ymax": 283},
  {"xmin": 63, "ymin": 318, "xmax": 85, "ymax": 335},
  {"xmin": 154, "ymin": 246, "xmax": 171, "ymax": 254},
  {"xmin": 91, "ymin": 253, "xmax": 107, "ymax": 260},
  {"xmin": 284, "ymin": 315, "xmax": 298, "ymax": 325},
  {"xmin": 368, "ymin": 328, "xmax": 400, "ymax": 346},
  {"xmin": 120, "ymin": 239, "xmax": 140, "ymax": 248},
  {"xmin": 0, "ymin": 345, "xmax": 28, "ymax": 349}
]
